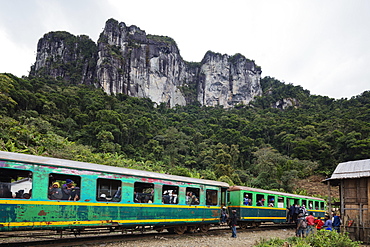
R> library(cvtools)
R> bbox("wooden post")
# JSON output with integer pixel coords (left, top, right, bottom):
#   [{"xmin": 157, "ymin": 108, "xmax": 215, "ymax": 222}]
[
  {"xmin": 327, "ymin": 180, "xmax": 332, "ymax": 216},
  {"xmin": 341, "ymin": 181, "xmax": 345, "ymax": 233}
]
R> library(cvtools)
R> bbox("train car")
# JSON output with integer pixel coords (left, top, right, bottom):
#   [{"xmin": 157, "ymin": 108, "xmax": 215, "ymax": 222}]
[
  {"xmin": 0, "ymin": 151, "xmax": 229, "ymax": 234},
  {"xmin": 227, "ymin": 186, "xmax": 326, "ymax": 229}
]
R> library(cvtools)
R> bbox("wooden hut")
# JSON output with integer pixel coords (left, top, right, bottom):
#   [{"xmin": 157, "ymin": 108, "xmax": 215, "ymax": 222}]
[{"xmin": 328, "ymin": 158, "xmax": 370, "ymax": 243}]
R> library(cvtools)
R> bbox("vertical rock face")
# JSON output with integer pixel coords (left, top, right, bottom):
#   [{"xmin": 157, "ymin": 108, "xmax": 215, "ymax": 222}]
[
  {"xmin": 96, "ymin": 19, "xmax": 187, "ymax": 107},
  {"xmin": 30, "ymin": 31, "xmax": 97, "ymax": 85},
  {"xmin": 30, "ymin": 18, "xmax": 262, "ymax": 108},
  {"xmin": 198, "ymin": 52, "xmax": 262, "ymax": 108}
]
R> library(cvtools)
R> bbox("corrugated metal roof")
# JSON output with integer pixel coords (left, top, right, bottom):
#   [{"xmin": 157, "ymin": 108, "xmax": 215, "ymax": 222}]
[
  {"xmin": 0, "ymin": 151, "xmax": 229, "ymax": 187},
  {"xmin": 329, "ymin": 159, "xmax": 370, "ymax": 180}
]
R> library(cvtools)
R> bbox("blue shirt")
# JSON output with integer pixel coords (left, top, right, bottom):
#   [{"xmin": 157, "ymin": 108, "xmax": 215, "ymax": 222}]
[
  {"xmin": 323, "ymin": 219, "xmax": 333, "ymax": 228},
  {"xmin": 333, "ymin": 216, "xmax": 341, "ymax": 227}
]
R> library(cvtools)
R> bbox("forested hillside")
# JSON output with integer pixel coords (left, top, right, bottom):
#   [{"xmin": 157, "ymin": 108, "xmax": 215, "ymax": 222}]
[{"xmin": 1, "ymin": 73, "xmax": 369, "ymax": 196}]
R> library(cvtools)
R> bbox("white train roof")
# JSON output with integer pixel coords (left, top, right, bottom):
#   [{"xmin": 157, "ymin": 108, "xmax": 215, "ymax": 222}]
[
  {"xmin": 229, "ymin": 186, "xmax": 324, "ymax": 201},
  {"xmin": 0, "ymin": 151, "xmax": 229, "ymax": 187}
]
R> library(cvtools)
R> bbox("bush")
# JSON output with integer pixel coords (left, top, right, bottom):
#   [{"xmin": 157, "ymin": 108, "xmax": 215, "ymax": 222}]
[
  {"xmin": 254, "ymin": 231, "xmax": 361, "ymax": 247},
  {"xmin": 306, "ymin": 230, "xmax": 361, "ymax": 247}
]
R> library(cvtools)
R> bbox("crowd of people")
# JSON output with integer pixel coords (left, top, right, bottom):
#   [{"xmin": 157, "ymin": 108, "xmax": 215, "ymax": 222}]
[{"xmin": 290, "ymin": 204, "xmax": 342, "ymax": 238}]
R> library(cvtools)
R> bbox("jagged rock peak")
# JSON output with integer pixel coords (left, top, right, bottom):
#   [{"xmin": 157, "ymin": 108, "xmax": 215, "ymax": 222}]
[
  {"xmin": 30, "ymin": 31, "xmax": 98, "ymax": 85},
  {"xmin": 198, "ymin": 51, "xmax": 262, "ymax": 108},
  {"xmin": 30, "ymin": 18, "xmax": 263, "ymax": 108}
]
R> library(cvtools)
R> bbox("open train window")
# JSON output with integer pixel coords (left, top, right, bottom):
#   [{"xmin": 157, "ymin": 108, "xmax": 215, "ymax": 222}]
[
  {"xmin": 134, "ymin": 182, "xmax": 154, "ymax": 203},
  {"xmin": 97, "ymin": 178, "xmax": 121, "ymax": 202},
  {"xmin": 186, "ymin": 187, "xmax": 200, "ymax": 205},
  {"xmin": 320, "ymin": 201, "xmax": 325, "ymax": 210},
  {"xmin": 308, "ymin": 201, "xmax": 313, "ymax": 209},
  {"xmin": 302, "ymin": 199, "xmax": 307, "ymax": 208},
  {"xmin": 0, "ymin": 168, "xmax": 32, "ymax": 199},
  {"xmin": 256, "ymin": 194, "xmax": 265, "ymax": 206},
  {"xmin": 314, "ymin": 201, "xmax": 319, "ymax": 210},
  {"xmin": 268, "ymin": 195, "xmax": 275, "ymax": 207},
  {"xmin": 206, "ymin": 189, "xmax": 218, "ymax": 205},
  {"xmin": 278, "ymin": 197, "xmax": 284, "ymax": 208},
  {"xmin": 294, "ymin": 199, "xmax": 300, "ymax": 206},
  {"xmin": 48, "ymin": 173, "xmax": 80, "ymax": 201},
  {"xmin": 162, "ymin": 185, "xmax": 178, "ymax": 204},
  {"xmin": 243, "ymin": 193, "xmax": 252, "ymax": 205},
  {"xmin": 287, "ymin": 198, "xmax": 294, "ymax": 207}
]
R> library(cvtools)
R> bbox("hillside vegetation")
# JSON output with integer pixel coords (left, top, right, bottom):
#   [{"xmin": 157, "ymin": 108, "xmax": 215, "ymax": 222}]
[{"xmin": 1, "ymin": 73, "xmax": 369, "ymax": 197}]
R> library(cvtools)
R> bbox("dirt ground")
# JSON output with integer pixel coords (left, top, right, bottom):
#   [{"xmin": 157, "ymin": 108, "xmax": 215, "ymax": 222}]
[
  {"xmin": 93, "ymin": 228, "xmax": 296, "ymax": 247},
  {"xmin": 294, "ymin": 175, "xmax": 339, "ymax": 199}
]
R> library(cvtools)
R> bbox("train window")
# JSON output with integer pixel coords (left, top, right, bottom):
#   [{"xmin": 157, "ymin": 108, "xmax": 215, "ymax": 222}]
[
  {"xmin": 186, "ymin": 187, "xmax": 200, "ymax": 205},
  {"xmin": 256, "ymin": 194, "xmax": 265, "ymax": 206},
  {"xmin": 308, "ymin": 201, "xmax": 313, "ymax": 209},
  {"xmin": 134, "ymin": 182, "xmax": 154, "ymax": 203},
  {"xmin": 294, "ymin": 199, "xmax": 300, "ymax": 206},
  {"xmin": 268, "ymin": 195, "xmax": 275, "ymax": 207},
  {"xmin": 0, "ymin": 168, "xmax": 32, "ymax": 199},
  {"xmin": 206, "ymin": 189, "xmax": 218, "ymax": 206},
  {"xmin": 162, "ymin": 185, "xmax": 179, "ymax": 204},
  {"xmin": 96, "ymin": 178, "xmax": 121, "ymax": 202},
  {"xmin": 314, "ymin": 201, "xmax": 319, "ymax": 210},
  {"xmin": 48, "ymin": 174, "xmax": 81, "ymax": 201},
  {"xmin": 243, "ymin": 193, "xmax": 252, "ymax": 205},
  {"xmin": 278, "ymin": 197, "xmax": 284, "ymax": 208},
  {"xmin": 320, "ymin": 201, "xmax": 325, "ymax": 210},
  {"xmin": 287, "ymin": 198, "xmax": 294, "ymax": 207},
  {"xmin": 302, "ymin": 199, "xmax": 307, "ymax": 208}
]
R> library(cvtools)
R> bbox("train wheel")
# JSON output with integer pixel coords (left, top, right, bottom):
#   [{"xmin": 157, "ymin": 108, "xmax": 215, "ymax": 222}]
[
  {"xmin": 186, "ymin": 226, "xmax": 197, "ymax": 233},
  {"xmin": 198, "ymin": 224, "xmax": 210, "ymax": 233},
  {"xmin": 254, "ymin": 222, "xmax": 261, "ymax": 228},
  {"xmin": 174, "ymin": 225, "xmax": 187, "ymax": 234},
  {"xmin": 239, "ymin": 222, "xmax": 247, "ymax": 229}
]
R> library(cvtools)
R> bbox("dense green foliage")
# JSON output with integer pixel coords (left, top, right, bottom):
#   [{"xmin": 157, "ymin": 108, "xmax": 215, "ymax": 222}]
[
  {"xmin": 146, "ymin": 34, "xmax": 177, "ymax": 45},
  {"xmin": 1, "ymin": 73, "xmax": 369, "ymax": 195},
  {"xmin": 254, "ymin": 231, "xmax": 361, "ymax": 247}
]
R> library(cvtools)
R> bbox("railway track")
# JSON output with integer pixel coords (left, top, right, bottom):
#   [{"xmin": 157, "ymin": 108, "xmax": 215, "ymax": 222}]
[{"xmin": 0, "ymin": 223, "xmax": 296, "ymax": 247}]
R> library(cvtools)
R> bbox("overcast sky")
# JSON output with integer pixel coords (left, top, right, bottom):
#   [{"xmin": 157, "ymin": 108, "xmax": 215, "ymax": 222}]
[{"xmin": 1, "ymin": 0, "xmax": 369, "ymax": 99}]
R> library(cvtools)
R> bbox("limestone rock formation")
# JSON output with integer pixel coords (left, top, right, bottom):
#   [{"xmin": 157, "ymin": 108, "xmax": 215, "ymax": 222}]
[{"xmin": 30, "ymin": 18, "xmax": 262, "ymax": 108}]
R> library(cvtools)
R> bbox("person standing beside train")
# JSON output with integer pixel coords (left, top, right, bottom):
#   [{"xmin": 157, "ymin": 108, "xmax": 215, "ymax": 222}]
[
  {"xmin": 323, "ymin": 215, "xmax": 333, "ymax": 230},
  {"xmin": 229, "ymin": 210, "xmax": 238, "ymax": 238},
  {"xmin": 296, "ymin": 213, "xmax": 307, "ymax": 238},
  {"xmin": 332, "ymin": 213, "xmax": 341, "ymax": 232},
  {"xmin": 315, "ymin": 216, "xmax": 324, "ymax": 230},
  {"xmin": 305, "ymin": 212, "xmax": 315, "ymax": 236},
  {"xmin": 293, "ymin": 204, "xmax": 300, "ymax": 223},
  {"xmin": 220, "ymin": 206, "xmax": 228, "ymax": 224}
]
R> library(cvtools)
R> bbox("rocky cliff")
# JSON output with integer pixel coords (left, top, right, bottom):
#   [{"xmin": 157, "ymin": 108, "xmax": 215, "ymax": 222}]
[{"xmin": 30, "ymin": 18, "xmax": 262, "ymax": 108}]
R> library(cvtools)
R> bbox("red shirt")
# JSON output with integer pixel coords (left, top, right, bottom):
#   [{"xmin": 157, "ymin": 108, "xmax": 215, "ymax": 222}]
[
  {"xmin": 314, "ymin": 219, "xmax": 324, "ymax": 229},
  {"xmin": 306, "ymin": 215, "xmax": 315, "ymax": 226}
]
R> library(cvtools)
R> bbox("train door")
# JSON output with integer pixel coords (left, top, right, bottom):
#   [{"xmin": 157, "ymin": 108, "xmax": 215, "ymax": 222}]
[
  {"xmin": 221, "ymin": 187, "xmax": 228, "ymax": 207},
  {"xmin": 287, "ymin": 198, "xmax": 295, "ymax": 222}
]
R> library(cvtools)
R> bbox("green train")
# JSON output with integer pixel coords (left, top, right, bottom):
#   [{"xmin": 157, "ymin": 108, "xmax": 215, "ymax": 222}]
[
  {"xmin": 0, "ymin": 151, "xmax": 326, "ymax": 234},
  {"xmin": 227, "ymin": 186, "xmax": 326, "ymax": 229}
]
